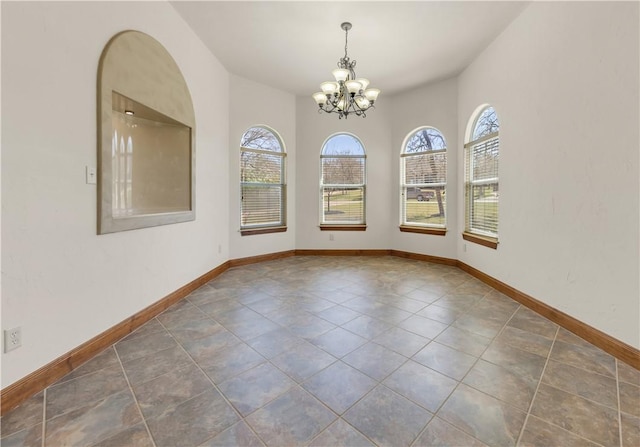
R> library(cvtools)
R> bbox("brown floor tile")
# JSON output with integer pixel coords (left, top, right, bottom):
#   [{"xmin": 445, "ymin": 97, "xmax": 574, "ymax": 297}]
[
  {"xmin": 452, "ymin": 313, "xmax": 505, "ymax": 339},
  {"xmin": 342, "ymin": 341, "xmax": 407, "ymax": 381},
  {"xmin": 417, "ymin": 304, "xmax": 465, "ymax": 325},
  {"xmin": 92, "ymin": 423, "xmax": 154, "ymax": 447},
  {"xmin": 57, "ymin": 347, "xmax": 119, "ymax": 384},
  {"xmin": 435, "ymin": 326, "xmax": 492, "ymax": 357},
  {"xmin": 245, "ymin": 327, "xmax": 302, "ymax": 359},
  {"xmin": 308, "ymin": 419, "xmax": 374, "ymax": 447},
  {"xmin": 518, "ymin": 415, "xmax": 600, "ymax": 447},
  {"xmin": 481, "ymin": 342, "xmax": 546, "ymax": 382},
  {"xmin": 293, "ymin": 295, "xmax": 338, "ymax": 313},
  {"xmin": 120, "ymin": 318, "xmax": 167, "ymax": 342},
  {"xmin": 0, "ymin": 423, "xmax": 42, "ymax": 447},
  {"xmin": 46, "ymin": 365, "xmax": 129, "ymax": 419},
  {"xmin": 621, "ymin": 412, "xmax": 640, "ymax": 447},
  {"xmin": 167, "ymin": 318, "xmax": 225, "ymax": 344},
  {"xmin": 413, "ymin": 342, "xmax": 477, "ymax": 381},
  {"xmin": 244, "ymin": 296, "xmax": 290, "ymax": 315},
  {"xmin": 245, "ymin": 387, "xmax": 336, "ymax": 447},
  {"xmin": 344, "ymin": 385, "xmax": 432, "ymax": 447},
  {"xmin": 115, "ymin": 329, "xmax": 177, "ymax": 363},
  {"xmin": 199, "ymin": 343, "xmax": 266, "ymax": 383},
  {"xmin": 620, "ymin": 381, "xmax": 640, "ymax": 418},
  {"xmin": 122, "ymin": 345, "xmax": 193, "ymax": 386},
  {"xmin": 342, "ymin": 315, "xmax": 392, "ymax": 339},
  {"xmin": 463, "ymin": 359, "xmax": 537, "ymax": 411},
  {"xmin": 199, "ymin": 421, "xmax": 265, "ymax": 447},
  {"xmin": 157, "ymin": 300, "xmax": 208, "ymax": 329},
  {"xmin": 364, "ymin": 304, "xmax": 413, "ymax": 325},
  {"xmin": 322, "ymin": 289, "xmax": 360, "ymax": 304},
  {"xmin": 530, "ymin": 383, "xmax": 619, "ymax": 446},
  {"xmin": 384, "ymin": 360, "xmax": 457, "ymax": 413},
  {"xmin": 181, "ymin": 329, "xmax": 242, "ymax": 366},
  {"xmin": 271, "ymin": 342, "xmax": 337, "ymax": 382},
  {"xmin": 196, "ymin": 297, "xmax": 245, "ymax": 317},
  {"xmin": 374, "ymin": 294, "xmax": 428, "ymax": 313},
  {"xmin": 555, "ymin": 328, "xmax": 595, "ymax": 348},
  {"xmin": 218, "ymin": 363, "xmax": 296, "ymax": 416},
  {"xmin": 438, "ymin": 383, "xmax": 526, "ymax": 446},
  {"xmin": 405, "ymin": 288, "xmax": 441, "ymax": 304},
  {"xmin": 302, "ymin": 361, "xmax": 377, "ymax": 414},
  {"xmin": 399, "ymin": 315, "xmax": 449, "ymax": 340},
  {"xmin": 541, "ymin": 359, "xmax": 618, "ymax": 409},
  {"xmin": 506, "ymin": 307, "xmax": 558, "ymax": 339},
  {"xmin": 146, "ymin": 389, "xmax": 239, "ymax": 447},
  {"xmin": 310, "ymin": 327, "xmax": 367, "ymax": 358},
  {"xmin": 132, "ymin": 363, "xmax": 213, "ymax": 420},
  {"xmin": 433, "ymin": 292, "xmax": 483, "ymax": 313},
  {"xmin": 619, "ymin": 360, "xmax": 640, "ymax": 386},
  {"xmin": 494, "ymin": 326, "xmax": 554, "ymax": 358},
  {"xmin": 373, "ymin": 327, "xmax": 429, "ymax": 357},
  {"xmin": 286, "ymin": 314, "xmax": 337, "ymax": 340},
  {"xmin": 0, "ymin": 391, "xmax": 43, "ymax": 437},
  {"xmin": 314, "ymin": 304, "xmax": 361, "ymax": 325},
  {"xmin": 414, "ymin": 416, "xmax": 487, "ymax": 447},
  {"xmin": 5, "ymin": 256, "xmax": 633, "ymax": 447},
  {"xmin": 45, "ymin": 390, "xmax": 142, "ymax": 447},
  {"xmin": 549, "ymin": 340, "xmax": 616, "ymax": 378},
  {"xmin": 221, "ymin": 313, "xmax": 280, "ymax": 341}
]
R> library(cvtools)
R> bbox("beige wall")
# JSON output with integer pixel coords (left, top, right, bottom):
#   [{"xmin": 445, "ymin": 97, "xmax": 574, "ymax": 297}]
[
  {"xmin": 1, "ymin": 1, "xmax": 230, "ymax": 387},
  {"xmin": 456, "ymin": 1, "xmax": 639, "ymax": 348}
]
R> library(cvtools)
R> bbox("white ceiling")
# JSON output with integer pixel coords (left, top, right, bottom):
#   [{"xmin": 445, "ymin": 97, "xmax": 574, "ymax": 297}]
[{"xmin": 171, "ymin": 1, "xmax": 529, "ymax": 96}]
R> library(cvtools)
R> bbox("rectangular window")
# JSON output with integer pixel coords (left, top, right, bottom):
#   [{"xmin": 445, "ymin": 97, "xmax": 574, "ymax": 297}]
[
  {"xmin": 321, "ymin": 155, "xmax": 365, "ymax": 224},
  {"xmin": 465, "ymin": 135, "xmax": 499, "ymax": 237},
  {"xmin": 241, "ymin": 147, "xmax": 286, "ymax": 231},
  {"xmin": 402, "ymin": 150, "xmax": 446, "ymax": 228}
]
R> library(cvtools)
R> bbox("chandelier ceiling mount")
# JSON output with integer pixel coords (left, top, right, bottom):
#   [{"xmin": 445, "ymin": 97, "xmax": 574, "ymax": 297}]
[{"xmin": 313, "ymin": 22, "xmax": 380, "ymax": 119}]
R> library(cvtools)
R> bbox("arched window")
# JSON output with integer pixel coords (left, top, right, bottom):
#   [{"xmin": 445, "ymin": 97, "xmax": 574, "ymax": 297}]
[
  {"xmin": 320, "ymin": 134, "xmax": 366, "ymax": 229},
  {"xmin": 240, "ymin": 126, "xmax": 286, "ymax": 235},
  {"xmin": 400, "ymin": 127, "xmax": 447, "ymax": 235},
  {"xmin": 464, "ymin": 105, "xmax": 499, "ymax": 248}
]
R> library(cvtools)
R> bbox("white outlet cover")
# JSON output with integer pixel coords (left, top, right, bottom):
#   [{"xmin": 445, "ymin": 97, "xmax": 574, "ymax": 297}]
[{"xmin": 4, "ymin": 327, "xmax": 22, "ymax": 353}]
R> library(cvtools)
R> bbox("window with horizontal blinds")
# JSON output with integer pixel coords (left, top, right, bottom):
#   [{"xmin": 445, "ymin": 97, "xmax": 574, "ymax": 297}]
[
  {"xmin": 465, "ymin": 106, "xmax": 499, "ymax": 240},
  {"xmin": 320, "ymin": 134, "xmax": 366, "ymax": 225},
  {"xmin": 401, "ymin": 127, "xmax": 447, "ymax": 228},
  {"xmin": 240, "ymin": 126, "xmax": 286, "ymax": 231}
]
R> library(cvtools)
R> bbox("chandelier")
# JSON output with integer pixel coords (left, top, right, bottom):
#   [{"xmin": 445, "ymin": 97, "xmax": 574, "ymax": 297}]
[{"xmin": 312, "ymin": 22, "xmax": 380, "ymax": 119}]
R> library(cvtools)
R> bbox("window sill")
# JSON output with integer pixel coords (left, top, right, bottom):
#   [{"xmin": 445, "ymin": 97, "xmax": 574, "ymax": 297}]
[
  {"xmin": 241, "ymin": 226, "xmax": 287, "ymax": 236},
  {"xmin": 462, "ymin": 232, "xmax": 498, "ymax": 249},
  {"xmin": 319, "ymin": 225, "xmax": 367, "ymax": 231},
  {"xmin": 399, "ymin": 226, "xmax": 446, "ymax": 236}
]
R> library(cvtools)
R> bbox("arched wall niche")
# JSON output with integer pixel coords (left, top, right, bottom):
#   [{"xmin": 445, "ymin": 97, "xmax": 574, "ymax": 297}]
[{"xmin": 97, "ymin": 30, "xmax": 195, "ymax": 234}]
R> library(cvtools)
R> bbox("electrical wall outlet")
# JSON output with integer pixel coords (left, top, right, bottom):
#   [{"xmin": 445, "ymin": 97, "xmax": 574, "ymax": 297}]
[
  {"xmin": 4, "ymin": 327, "xmax": 22, "ymax": 353},
  {"xmin": 329, "ymin": 234, "xmax": 334, "ymax": 241}
]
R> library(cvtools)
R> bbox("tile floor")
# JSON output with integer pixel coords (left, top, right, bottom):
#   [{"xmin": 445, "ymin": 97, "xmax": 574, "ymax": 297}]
[{"xmin": 1, "ymin": 256, "xmax": 639, "ymax": 447}]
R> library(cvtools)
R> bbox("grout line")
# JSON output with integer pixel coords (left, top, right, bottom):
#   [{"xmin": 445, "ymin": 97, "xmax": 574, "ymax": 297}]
[
  {"xmin": 515, "ymin": 325, "xmax": 559, "ymax": 446},
  {"xmin": 113, "ymin": 348, "xmax": 157, "ymax": 447},
  {"xmin": 155, "ymin": 318, "xmax": 270, "ymax": 447},
  {"xmin": 41, "ymin": 387, "xmax": 47, "ymax": 447},
  {"xmin": 413, "ymin": 301, "xmax": 524, "ymax": 445},
  {"xmin": 616, "ymin": 360, "xmax": 623, "ymax": 447}
]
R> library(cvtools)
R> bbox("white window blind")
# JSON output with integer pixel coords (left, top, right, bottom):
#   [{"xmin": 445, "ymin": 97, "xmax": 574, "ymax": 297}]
[
  {"xmin": 240, "ymin": 127, "xmax": 286, "ymax": 229},
  {"xmin": 320, "ymin": 134, "xmax": 366, "ymax": 224},
  {"xmin": 465, "ymin": 106, "xmax": 499, "ymax": 238},
  {"xmin": 401, "ymin": 127, "xmax": 447, "ymax": 228}
]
